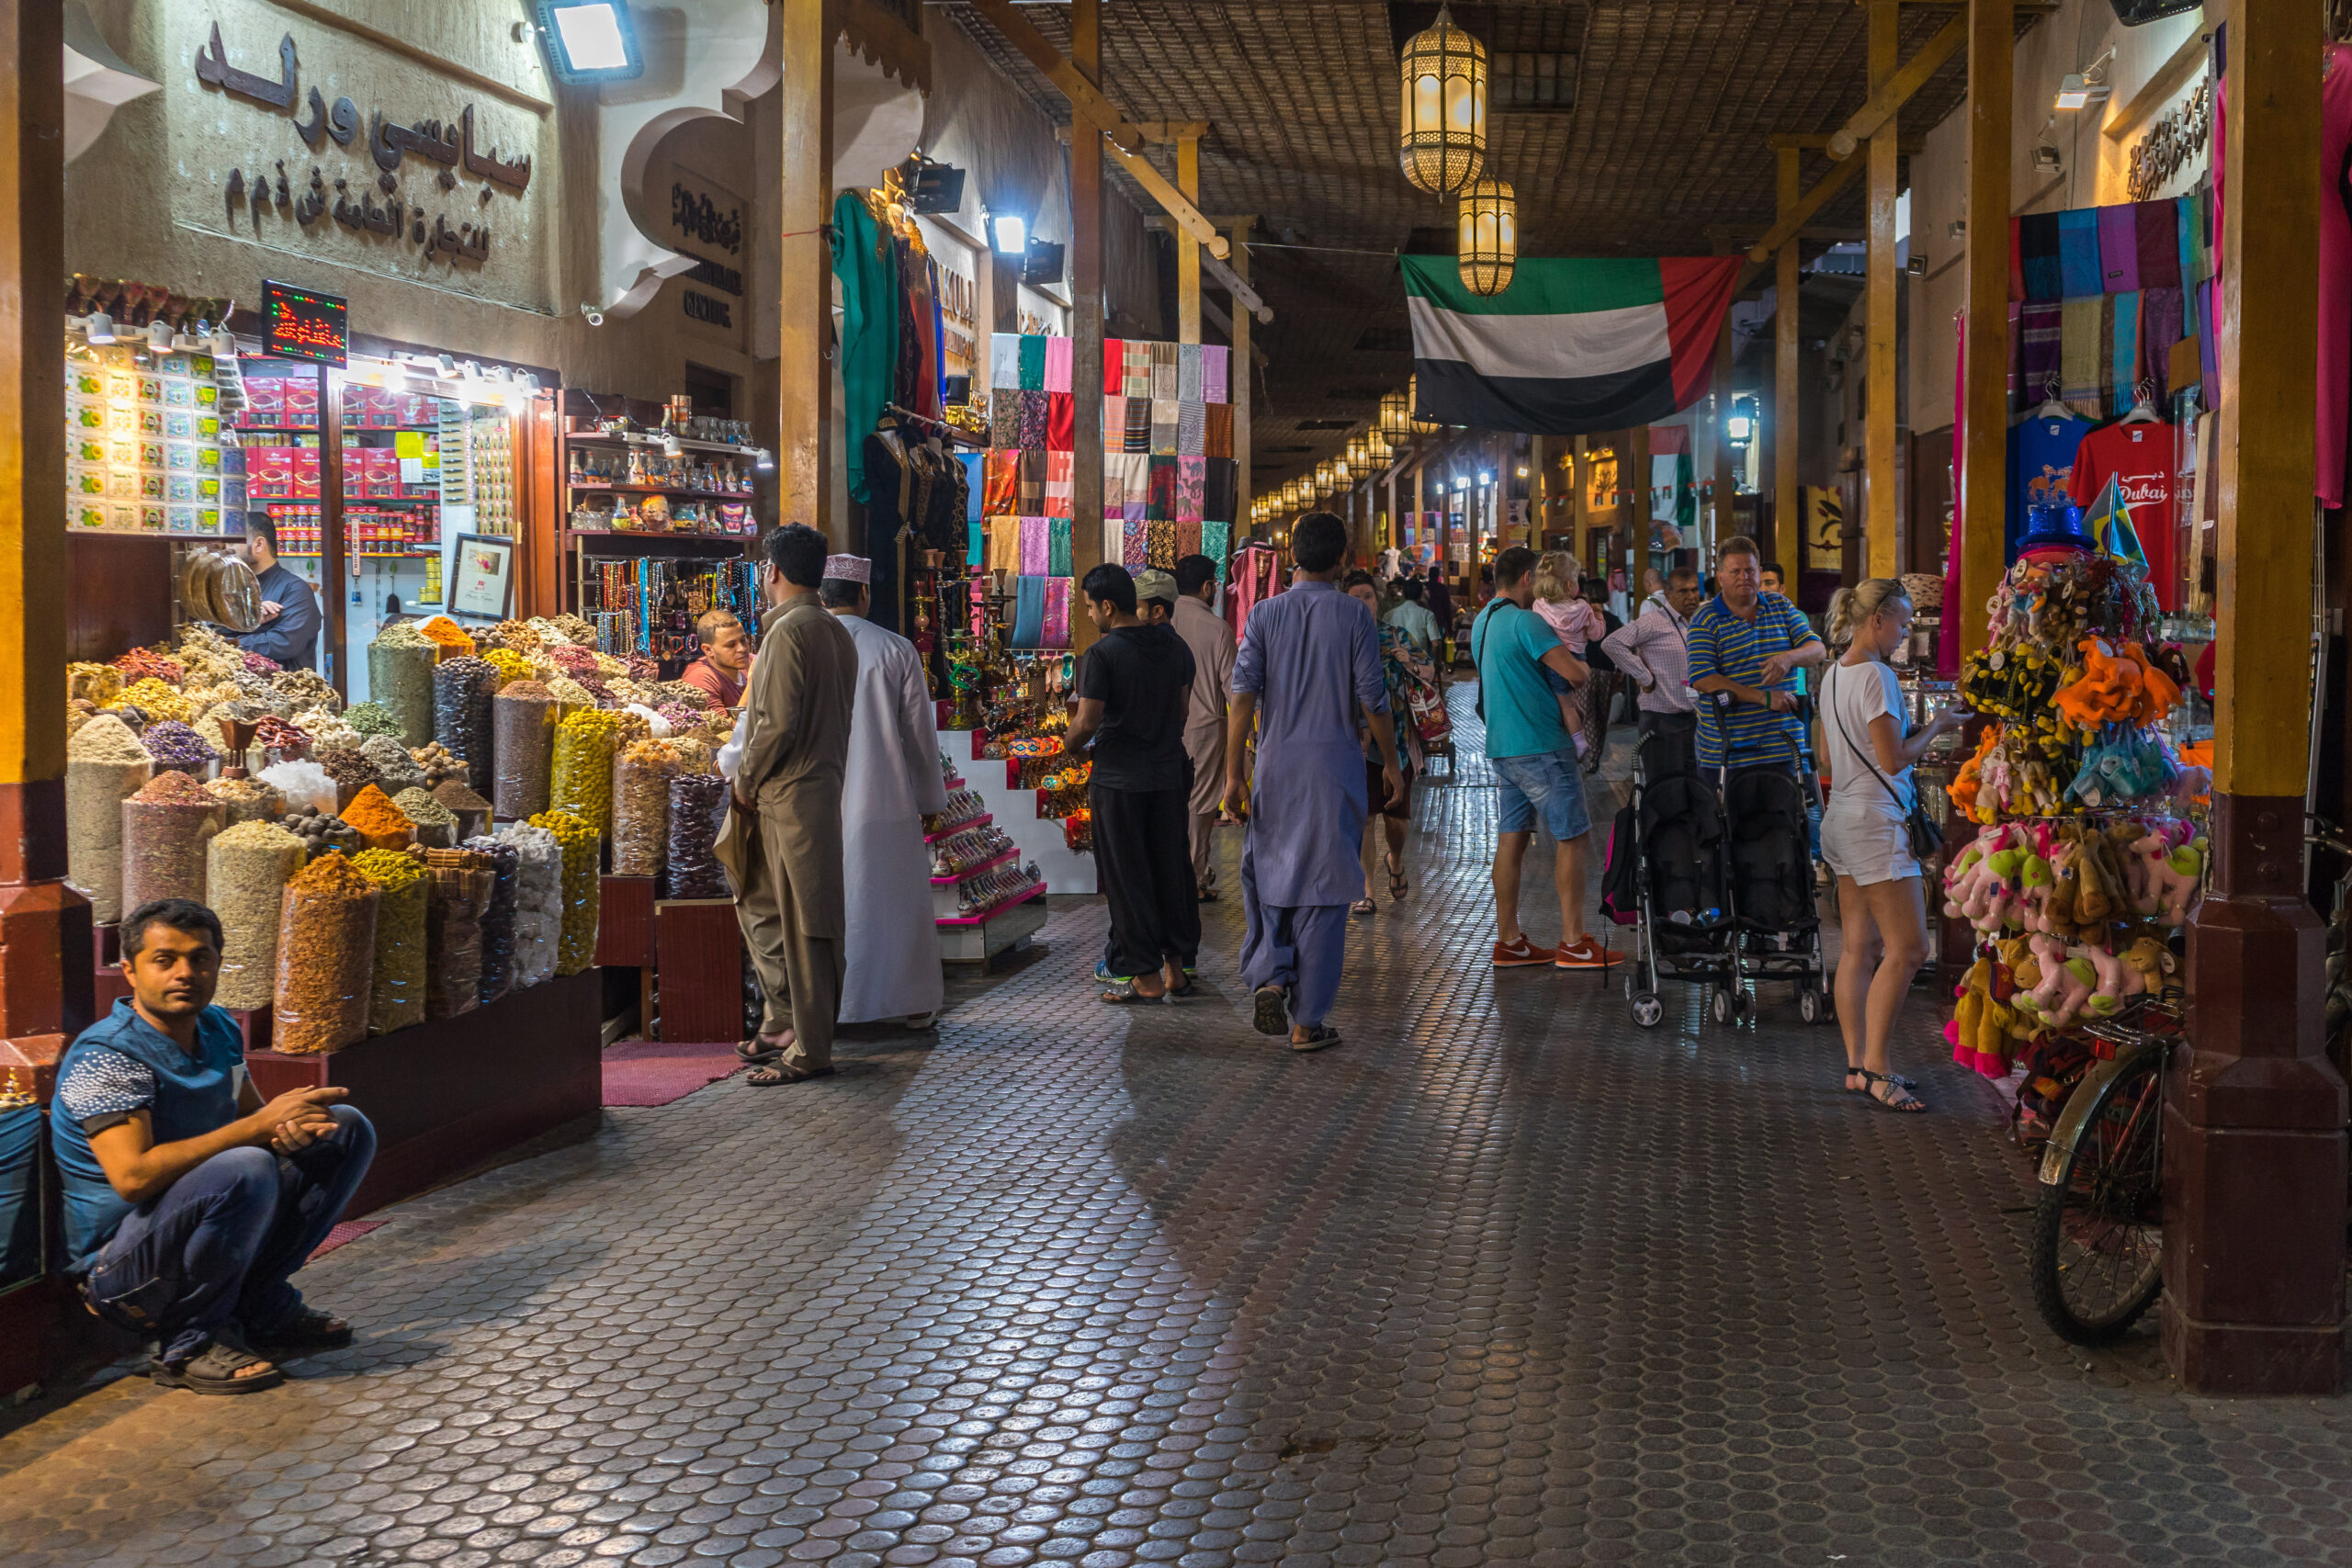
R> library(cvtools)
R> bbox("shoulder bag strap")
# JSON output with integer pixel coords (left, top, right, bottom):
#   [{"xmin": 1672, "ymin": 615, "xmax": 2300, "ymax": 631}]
[{"xmin": 1823, "ymin": 664, "xmax": 1910, "ymax": 813}]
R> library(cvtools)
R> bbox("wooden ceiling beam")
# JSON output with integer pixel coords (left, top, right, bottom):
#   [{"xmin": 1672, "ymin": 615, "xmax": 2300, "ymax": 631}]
[
  {"xmin": 1826, "ymin": 8, "xmax": 1968, "ymax": 159},
  {"xmin": 1130, "ymin": 120, "xmax": 1210, "ymax": 143},
  {"xmin": 1744, "ymin": 155, "xmax": 1865, "ymax": 265}
]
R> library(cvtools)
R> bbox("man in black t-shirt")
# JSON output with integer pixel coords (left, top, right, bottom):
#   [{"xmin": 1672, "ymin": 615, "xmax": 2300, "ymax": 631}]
[{"xmin": 1067, "ymin": 564, "xmax": 1199, "ymax": 1002}]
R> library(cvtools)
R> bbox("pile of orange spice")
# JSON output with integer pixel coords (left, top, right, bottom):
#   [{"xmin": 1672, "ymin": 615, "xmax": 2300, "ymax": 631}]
[
  {"xmin": 417, "ymin": 617, "xmax": 477, "ymax": 660},
  {"xmin": 339, "ymin": 783, "xmax": 415, "ymax": 849}
]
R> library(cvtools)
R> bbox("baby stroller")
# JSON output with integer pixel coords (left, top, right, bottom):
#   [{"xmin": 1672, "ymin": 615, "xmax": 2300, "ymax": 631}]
[{"xmin": 1601, "ymin": 718, "xmax": 1831, "ymax": 1029}]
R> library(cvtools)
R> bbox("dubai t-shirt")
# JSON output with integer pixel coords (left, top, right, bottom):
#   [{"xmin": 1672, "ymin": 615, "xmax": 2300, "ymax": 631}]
[
  {"xmin": 2007, "ymin": 412, "xmax": 2092, "ymax": 564},
  {"xmin": 2067, "ymin": 420, "xmax": 2179, "ymax": 609}
]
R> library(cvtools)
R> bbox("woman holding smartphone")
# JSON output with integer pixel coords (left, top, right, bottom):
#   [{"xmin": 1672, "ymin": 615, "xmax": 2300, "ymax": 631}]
[{"xmin": 1816, "ymin": 580, "xmax": 1971, "ymax": 1112}]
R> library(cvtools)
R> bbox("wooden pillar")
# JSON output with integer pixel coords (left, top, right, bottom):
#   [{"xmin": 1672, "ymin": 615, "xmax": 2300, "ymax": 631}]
[
  {"xmin": 1529, "ymin": 434, "xmax": 1548, "ymax": 549},
  {"xmin": 1412, "ymin": 453, "xmax": 1427, "ymax": 566},
  {"xmin": 1629, "ymin": 423, "xmax": 1653, "ymax": 595},
  {"xmin": 1177, "ymin": 134, "xmax": 1202, "ymax": 344},
  {"xmin": 1864, "ymin": 0, "xmax": 1901, "ymax": 578},
  {"xmin": 1712, "ymin": 320, "xmax": 1736, "ymax": 558},
  {"xmin": 1069, "ymin": 0, "xmax": 1104, "ymax": 648},
  {"xmin": 0, "ymin": 2, "xmax": 79, "ymax": 1396},
  {"xmin": 1227, "ymin": 221, "xmax": 1251, "ymax": 540},
  {"xmin": 319, "ymin": 367, "xmax": 348, "ymax": 698},
  {"xmin": 2170, "ymin": 0, "xmax": 2344, "ymax": 1397},
  {"xmin": 1957, "ymin": 2, "xmax": 2010, "ymax": 654},
  {"xmin": 1774, "ymin": 147, "xmax": 1804, "ymax": 581},
  {"xmin": 777, "ymin": 0, "xmax": 835, "ymax": 542},
  {"xmin": 1572, "ymin": 434, "xmax": 1589, "ymax": 567}
]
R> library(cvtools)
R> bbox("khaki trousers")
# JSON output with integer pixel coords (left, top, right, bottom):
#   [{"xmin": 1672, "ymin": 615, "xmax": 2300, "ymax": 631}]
[
  {"xmin": 1190, "ymin": 810, "xmax": 1218, "ymax": 885},
  {"xmin": 732, "ymin": 818, "xmax": 843, "ymax": 1073}
]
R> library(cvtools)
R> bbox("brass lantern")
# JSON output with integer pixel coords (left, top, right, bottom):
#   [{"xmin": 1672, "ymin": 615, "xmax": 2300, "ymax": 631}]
[
  {"xmin": 1399, "ymin": 5, "xmax": 1487, "ymax": 197},
  {"xmin": 1379, "ymin": 388, "xmax": 1411, "ymax": 441},
  {"xmin": 1405, "ymin": 373, "xmax": 1443, "ymax": 434},
  {"xmin": 1333, "ymin": 452, "xmax": 1352, "ymax": 486},
  {"xmin": 1458, "ymin": 178, "xmax": 1517, "ymax": 296}
]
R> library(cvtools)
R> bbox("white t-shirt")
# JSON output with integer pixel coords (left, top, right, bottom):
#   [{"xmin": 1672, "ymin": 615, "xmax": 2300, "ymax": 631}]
[{"xmin": 1820, "ymin": 660, "xmax": 1910, "ymax": 815}]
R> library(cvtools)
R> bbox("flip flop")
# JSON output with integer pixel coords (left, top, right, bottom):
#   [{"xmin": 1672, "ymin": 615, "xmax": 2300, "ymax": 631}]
[
  {"xmin": 1101, "ymin": 981, "xmax": 1163, "ymax": 1004},
  {"xmin": 746, "ymin": 1062, "xmax": 835, "ymax": 1087},
  {"xmin": 1290, "ymin": 1025, "xmax": 1343, "ymax": 1053},
  {"xmin": 736, "ymin": 1032, "xmax": 789, "ymax": 1065}
]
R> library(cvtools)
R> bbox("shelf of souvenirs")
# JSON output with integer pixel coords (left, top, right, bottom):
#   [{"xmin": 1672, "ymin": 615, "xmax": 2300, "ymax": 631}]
[
  {"xmin": 934, "ymin": 868, "xmax": 1047, "ymax": 927},
  {"xmin": 923, "ymin": 788, "xmax": 989, "ymax": 843},
  {"xmin": 565, "ymin": 426, "xmax": 761, "ymax": 457},
  {"xmin": 567, "ymin": 448, "xmax": 754, "ymax": 497},
  {"xmin": 931, "ymin": 846, "xmax": 1019, "ymax": 888}
]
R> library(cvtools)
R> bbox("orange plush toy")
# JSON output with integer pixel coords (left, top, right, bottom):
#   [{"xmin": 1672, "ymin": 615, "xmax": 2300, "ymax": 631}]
[
  {"xmin": 2116, "ymin": 642, "xmax": 2179, "ymax": 724},
  {"xmin": 1949, "ymin": 726, "xmax": 1997, "ymax": 819}
]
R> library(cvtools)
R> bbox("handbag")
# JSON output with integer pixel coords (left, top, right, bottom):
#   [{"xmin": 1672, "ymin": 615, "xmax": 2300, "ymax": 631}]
[{"xmin": 1826, "ymin": 664, "xmax": 1941, "ymax": 863}]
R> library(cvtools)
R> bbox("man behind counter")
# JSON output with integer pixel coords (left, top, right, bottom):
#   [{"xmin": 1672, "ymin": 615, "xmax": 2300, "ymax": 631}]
[
  {"xmin": 681, "ymin": 609, "xmax": 754, "ymax": 707},
  {"xmin": 230, "ymin": 514, "xmax": 320, "ymax": 670}
]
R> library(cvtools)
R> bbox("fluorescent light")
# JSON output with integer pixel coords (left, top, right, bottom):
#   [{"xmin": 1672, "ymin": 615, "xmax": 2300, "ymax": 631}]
[
  {"xmin": 990, "ymin": 213, "xmax": 1026, "ymax": 255},
  {"xmin": 2055, "ymin": 75, "xmax": 2090, "ymax": 110},
  {"xmin": 551, "ymin": 4, "xmax": 628, "ymax": 68}
]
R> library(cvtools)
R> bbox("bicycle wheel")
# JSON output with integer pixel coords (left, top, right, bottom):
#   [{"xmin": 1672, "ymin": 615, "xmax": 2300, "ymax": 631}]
[{"xmin": 2028, "ymin": 1049, "xmax": 2166, "ymax": 1345}]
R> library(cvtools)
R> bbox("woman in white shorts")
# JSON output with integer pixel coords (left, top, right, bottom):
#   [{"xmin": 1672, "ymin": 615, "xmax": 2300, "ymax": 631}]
[{"xmin": 1816, "ymin": 580, "xmax": 1970, "ymax": 1113}]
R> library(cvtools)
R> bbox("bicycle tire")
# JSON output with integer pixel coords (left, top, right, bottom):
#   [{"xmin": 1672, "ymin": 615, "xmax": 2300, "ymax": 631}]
[{"xmin": 2028, "ymin": 1049, "xmax": 2166, "ymax": 1346}]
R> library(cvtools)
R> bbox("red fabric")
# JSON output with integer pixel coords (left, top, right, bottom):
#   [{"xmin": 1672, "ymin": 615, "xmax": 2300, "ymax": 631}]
[
  {"xmin": 1046, "ymin": 392, "xmax": 1075, "ymax": 453},
  {"xmin": 2008, "ymin": 216, "xmax": 2025, "ymax": 304},
  {"xmin": 1646, "ymin": 423, "xmax": 1690, "ymax": 455},
  {"xmin": 983, "ymin": 449, "xmax": 1018, "ymax": 513},
  {"xmin": 1104, "ymin": 339, "xmax": 1124, "ymax": 392},
  {"xmin": 2067, "ymin": 421, "xmax": 2179, "ymax": 611},
  {"xmin": 1657, "ymin": 257, "xmax": 1744, "ymax": 411}
]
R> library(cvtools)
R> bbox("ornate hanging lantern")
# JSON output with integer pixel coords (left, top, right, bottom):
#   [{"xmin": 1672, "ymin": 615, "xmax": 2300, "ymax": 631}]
[
  {"xmin": 1398, "ymin": 5, "xmax": 1487, "ymax": 197},
  {"xmin": 1379, "ymin": 389, "xmax": 1411, "ymax": 441},
  {"xmin": 1457, "ymin": 178, "xmax": 1517, "ymax": 296},
  {"xmin": 1405, "ymin": 374, "xmax": 1443, "ymax": 434}
]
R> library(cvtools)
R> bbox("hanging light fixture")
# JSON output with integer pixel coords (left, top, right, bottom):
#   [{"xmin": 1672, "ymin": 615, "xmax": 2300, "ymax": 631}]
[
  {"xmin": 1405, "ymin": 374, "xmax": 1442, "ymax": 434},
  {"xmin": 1378, "ymin": 389, "xmax": 1409, "ymax": 442},
  {"xmin": 1398, "ymin": 5, "xmax": 1487, "ymax": 197},
  {"xmin": 1457, "ymin": 177, "xmax": 1517, "ymax": 296}
]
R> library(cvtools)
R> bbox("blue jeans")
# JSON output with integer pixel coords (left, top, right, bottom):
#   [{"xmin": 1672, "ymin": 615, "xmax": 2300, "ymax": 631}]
[
  {"xmin": 82, "ymin": 1106, "xmax": 376, "ymax": 1362},
  {"xmin": 1492, "ymin": 748, "xmax": 1593, "ymax": 841}
]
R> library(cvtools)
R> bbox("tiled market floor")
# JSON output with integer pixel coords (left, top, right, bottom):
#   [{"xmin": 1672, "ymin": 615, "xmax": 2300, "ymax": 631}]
[{"xmin": 5, "ymin": 685, "xmax": 2351, "ymax": 1567}]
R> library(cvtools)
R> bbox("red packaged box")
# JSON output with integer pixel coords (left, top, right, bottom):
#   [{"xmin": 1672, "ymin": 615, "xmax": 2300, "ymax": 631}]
[
  {"xmin": 364, "ymin": 447, "xmax": 401, "ymax": 496},
  {"xmin": 393, "ymin": 392, "xmax": 426, "ymax": 426},
  {"xmin": 368, "ymin": 386, "xmax": 399, "ymax": 428},
  {"xmin": 292, "ymin": 449, "xmax": 322, "ymax": 500},
  {"xmin": 251, "ymin": 446, "xmax": 293, "ymax": 498},
  {"xmin": 244, "ymin": 379, "xmax": 283, "ymax": 424},
  {"xmin": 281, "ymin": 381, "xmax": 319, "ymax": 428}
]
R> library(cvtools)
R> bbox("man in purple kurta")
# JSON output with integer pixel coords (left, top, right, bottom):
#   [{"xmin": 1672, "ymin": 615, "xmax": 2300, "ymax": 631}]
[{"xmin": 1225, "ymin": 513, "xmax": 1402, "ymax": 1052}]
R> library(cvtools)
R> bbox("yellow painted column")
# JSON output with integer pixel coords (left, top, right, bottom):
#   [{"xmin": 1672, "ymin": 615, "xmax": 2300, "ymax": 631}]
[
  {"xmin": 1957, "ymin": 0, "xmax": 2011, "ymax": 655},
  {"xmin": 1774, "ymin": 148, "xmax": 1804, "ymax": 581},
  {"xmin": 1177, "ymin": 134, "xmax": 1201, "ymax": 345},
  {"xmin": 1227, "ymin": 223, "xmax": 1252, "ymax": 539},
  {"xmin": 777, "ymin": 0, "xmax": 836, "ymax": 542},
  {"xmin": 1864, "ymin": 0, "xmax": 1901, "ymax": 577}
]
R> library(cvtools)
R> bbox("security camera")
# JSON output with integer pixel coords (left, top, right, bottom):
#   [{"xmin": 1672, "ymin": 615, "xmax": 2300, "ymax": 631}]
[{"xmin": 580, "ymin": 301, "xmax": 605, "ymax": 327}]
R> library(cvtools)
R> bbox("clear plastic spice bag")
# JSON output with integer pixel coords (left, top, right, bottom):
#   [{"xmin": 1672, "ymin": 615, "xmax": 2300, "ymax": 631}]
[
  {"xmin": 423, "ymin": 849, "xmax": 493, "ymax": 1019},
  {"xmin": 120, "ymin": 780, "xmax": 224, "ymax": 914},
  {"xmin": 350, "ymin": 848, "xmax": 427, "ymax": 1035},
  {"xmin": 66, "ymin": 757, "xmax": 151, "ymax": 924},
  {"xmin": 463, "ymin": 835, "xmax": 519, "ymax": 1007},
  {"xmin": 272, "ymin": 854, "xmax": 379, "ymax": 1055},
  {"xmin": 530, "ymin": 810, "xmax": 600, "ymax": 976},
  {"xmin": 663, "ymin": 773, "xmax": 730, "ymax": 899},
  {"xmin": 492, "ymin": 683, "xmax": 557, "ymax": 821},
  {"xmin": 367, "ymin": 634, "xmax": 437, "ymax": 747},
  {"xmin": 612, "ymin": 739, "xmax": 684, "ymax": 878},
  {"xmin": 548, "ymin": 711, "xmax": 625, "ymax": 837},
  {"xmin": 208, "ymin": 821, "xmax": 306, "ymax": 1012},
  {"xmin": 497, "ymin": 821, "xmax": 561, "ymax": 988},
  {"xmin": 432, "ymin": 657, "xmax": 498, "ymax": 796}
]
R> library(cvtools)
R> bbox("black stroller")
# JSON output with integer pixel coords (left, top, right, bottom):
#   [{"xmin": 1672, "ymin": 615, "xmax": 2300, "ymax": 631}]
[{"xmin": 1602, "ymin": 717, "xmax": 1831, "ymax": 1030}]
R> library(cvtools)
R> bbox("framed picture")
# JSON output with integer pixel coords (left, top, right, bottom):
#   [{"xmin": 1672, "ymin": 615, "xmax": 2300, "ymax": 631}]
[{"xmin": 448, "ymin": 533, "xmax": 515, "ymax": 619}]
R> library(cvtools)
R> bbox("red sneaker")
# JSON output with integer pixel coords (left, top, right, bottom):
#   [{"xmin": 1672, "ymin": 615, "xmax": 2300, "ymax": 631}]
[
  {"xmin": 1492, "ymin": 937, "xmax": 1550, "ymax": 967},
  {"xmin": 1555, "ymin": 937, "xmax": 1615, "ymax": 969}
]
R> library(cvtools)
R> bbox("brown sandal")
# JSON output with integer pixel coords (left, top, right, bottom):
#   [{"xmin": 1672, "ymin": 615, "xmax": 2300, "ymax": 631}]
[{"xmin": 746, "ymin": 1061, "xmax": 835, "ymax": 1087}]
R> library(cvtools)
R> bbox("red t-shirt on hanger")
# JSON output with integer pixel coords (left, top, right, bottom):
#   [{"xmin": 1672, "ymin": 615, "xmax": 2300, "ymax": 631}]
[{"xmin": 2067, "ymin": 420, "xmax": 2179, "ymax": 611}]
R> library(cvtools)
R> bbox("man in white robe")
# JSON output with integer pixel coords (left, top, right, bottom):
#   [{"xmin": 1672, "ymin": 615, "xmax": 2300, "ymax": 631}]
[{"xmin": 820, "ymin": 554, "xmax": 950, "ymax": 1026}]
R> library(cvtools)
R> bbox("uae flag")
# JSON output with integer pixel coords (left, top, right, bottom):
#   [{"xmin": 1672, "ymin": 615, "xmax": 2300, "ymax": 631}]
[{"xmin": 1402, "ymin": 255, "xmax": 1744, "ymax": 435}]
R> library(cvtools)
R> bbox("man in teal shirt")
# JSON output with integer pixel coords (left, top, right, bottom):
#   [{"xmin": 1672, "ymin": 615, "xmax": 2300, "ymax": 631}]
[{"xmin": 1472, "ymin": 547, "xmax": 1612, "ymax": 970}]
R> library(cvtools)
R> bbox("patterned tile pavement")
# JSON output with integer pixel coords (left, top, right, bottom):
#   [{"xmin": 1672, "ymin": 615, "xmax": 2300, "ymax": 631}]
[{"xmin": 5, "ymin": 685, "xmax": 2351, "ymax": 1567}]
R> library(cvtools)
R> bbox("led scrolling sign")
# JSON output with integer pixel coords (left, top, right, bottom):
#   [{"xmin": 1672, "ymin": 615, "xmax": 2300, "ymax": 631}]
[
  {"xmin": 195, "ymin": 20, "xmax": 529, "ymax": 266},
  {"xmin": 261, "ymin": 280, "xmax": 349, "ymax": 367}
]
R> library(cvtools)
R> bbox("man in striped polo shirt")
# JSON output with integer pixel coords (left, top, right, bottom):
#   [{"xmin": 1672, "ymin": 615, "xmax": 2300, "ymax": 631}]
[{"xmin": 1687, "ymin": 536, "xmax": 1825, "ymax": 772}]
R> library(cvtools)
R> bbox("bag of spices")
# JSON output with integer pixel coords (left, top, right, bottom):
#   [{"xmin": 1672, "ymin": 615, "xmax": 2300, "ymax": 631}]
[
  {"xmin": 529, "ymin": 809, "xmax": 600, "ymax": 976},
  {"xmin": 340, "ymin": 784, "xmax": 414, "ymax": 851},
  {"xmin": 367, "ymin": 623, "xmax": 437, "ymax": 745},
  {"xmin": 663, "ymin": 773, "xmax": 730, "ymax": 900},
  {"xmin": 492, "ymin": 682, "xmax": 557, "ymax": 821},
  {"xmin": 612, "ymin": 739, "xmax": 684, "ymax": 877},
  {"xmin": 432, "ymin": 656, "xmax": 497, "ymax": 795},
  {"xmin": 497, "ymin": 821, "xmax": 561, "ymax": 987},
  {"xmin": 208, "ymin": 820, "xmax": 305, "ymax": 1011},
  {"xmin": 315, "ymin": 744, "xmax": 379, "ymax": 810},
  {"xmin": 423, "ymin": 847, "xmax": 493, "ymax": 1019},
  {"xmin": 350, "ymin": 847, "xmax": 427, "ymax": 1034},
  {"xmin": 433, "ymin": 779, "xmax": 493, "ymax": 841},
  {"xmin": 121, "ymin": 770, "xmax": 224, "ymax": 912},
  {"xmin": 548, "ymin": 709, "xmax": 626, "ymax": 836},
  {"xmin": 141, "ymin": 719, "xmax": 220, "ymax": 778},
  {"xmin": 394, "ymin": 786, "xmax": 458, "ymax": 849},
  {"xmin": 359, "ymin": 734, "xmax": 427, "ymax": 795},
  {"xmin": 463, "ymin": 834, "xmax": 519, "ymax": 1006},
  {"xmin": 272, "ymin": 852, "xmax": 379, "ymax": 1055},
  {"xmin": 205, "ymin": 776, "xmax": 286, "ymax": 827},
  {"xmin": 66, "ymin": 713, "xmax": 151, "ymax": 923}
]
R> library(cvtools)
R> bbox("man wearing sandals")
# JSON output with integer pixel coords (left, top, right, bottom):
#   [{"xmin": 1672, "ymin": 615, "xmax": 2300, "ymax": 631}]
[
  {"xmin": 1170, "ymin": 555, "xmax": 1237, "ymax": 900},
  {"xmin": 52, "ymin": 899, "xmax": 375, "ymax": 1394}
]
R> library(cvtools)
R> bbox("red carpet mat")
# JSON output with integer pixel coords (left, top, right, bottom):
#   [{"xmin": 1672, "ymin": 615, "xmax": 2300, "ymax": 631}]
[
  {"xmin": 308, "ymin": 1220, "xmax": 385, "ymax": 1260},
  {"xmin": 603, "ymin": 1040, "xmax": 742, "ymax": 1107}
]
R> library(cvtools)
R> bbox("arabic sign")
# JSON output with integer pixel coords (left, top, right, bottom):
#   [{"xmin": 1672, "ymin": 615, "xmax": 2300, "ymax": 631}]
[
  {"xmin": 180, "ymin": 9, "xmax": 550, "ymax": 311},
  {"xmin": 262, "ymin": 280, "xmax": 347, "ymax": 367}
]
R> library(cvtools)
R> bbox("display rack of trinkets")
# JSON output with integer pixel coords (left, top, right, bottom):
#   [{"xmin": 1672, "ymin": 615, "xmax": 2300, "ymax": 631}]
[{"xmin": 933, "ymin": 623, "xmax": 1098, "ymax": 909}]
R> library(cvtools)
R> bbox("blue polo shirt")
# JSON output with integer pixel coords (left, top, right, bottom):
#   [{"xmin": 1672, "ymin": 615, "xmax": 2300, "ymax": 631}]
[
  {"xmin": 51, "ymin": 999, "xmax": 248, "ymax": 1272},
  {"xmin": 1686, "ymin": 591, "xmax": 1819, "ymax": 769}
]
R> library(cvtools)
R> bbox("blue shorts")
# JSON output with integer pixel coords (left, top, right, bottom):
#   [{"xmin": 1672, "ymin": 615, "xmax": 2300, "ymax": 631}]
[{"xmin": 1492, "ymin": 748, "xmax": 1592, "ymax": 841}]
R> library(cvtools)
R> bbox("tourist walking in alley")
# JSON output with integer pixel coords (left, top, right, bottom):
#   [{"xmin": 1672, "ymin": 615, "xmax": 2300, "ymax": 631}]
[
  {"xmin": 1601, "ymin": 564, "xmax": 1703, "ymax": 779},
  {"xmin": 1471, "ymin": 547, "xmax": 1611, "ymax": 970},
  {"xmin": 722, "ymin": 524, "xmax": 859, "ymax": 1086},
  {"xmin": 1817, "ymin": 581, "xmax": 1972, "ymax": 1113},
  {"xmin": 1069, "ymin": 564, "xmax": 1201, "ymax": 1002},
  {"xmin": 1227, "ymin": 513, "xmax": 1400, "ymax": 1050},
  {"xmin": 1170, "ymin": 555, "xmax": 1238, "ymax": 900},
  {"xmin": 821, "ymin": 555, "xmax": 950, "ymax": 1031},
  {"xmin": 1687, "ymin": 536, "xmax": 1826, "ymax": 773}
]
